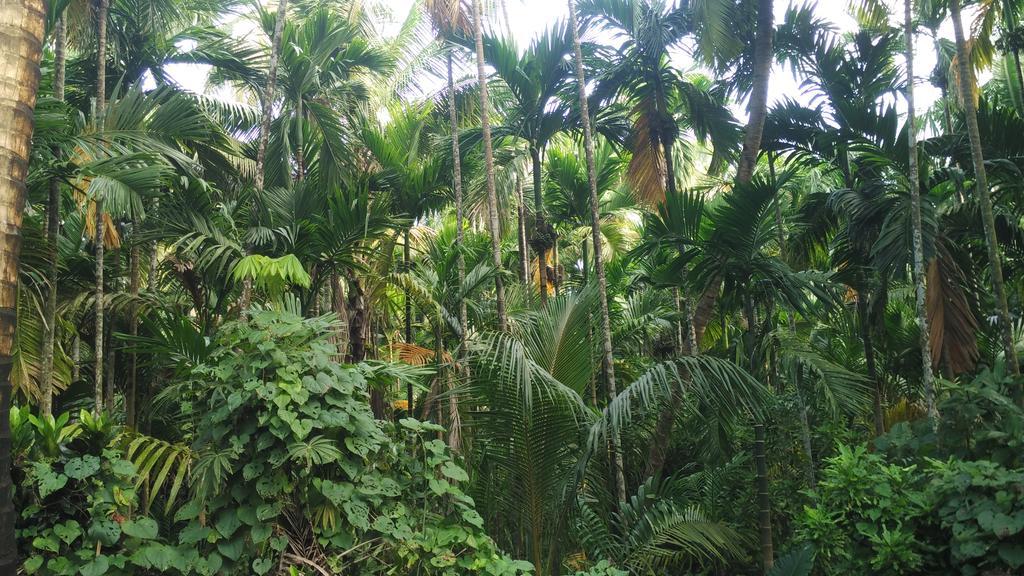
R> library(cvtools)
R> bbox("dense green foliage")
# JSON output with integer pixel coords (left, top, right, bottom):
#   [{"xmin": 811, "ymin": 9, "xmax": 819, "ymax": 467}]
[{"xmin": 7, "ymin": 0, "xmax": 1024, "ymax": 574}]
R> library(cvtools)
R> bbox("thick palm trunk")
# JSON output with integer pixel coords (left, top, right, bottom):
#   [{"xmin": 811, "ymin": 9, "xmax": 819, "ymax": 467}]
[
  {"xmin": 736, "ymin": 0, "xmax": 774, "ymax": 184},
  {"xmin": 471, "ymin": 0, "xmax": 507, "ymax": 331},
  {"xmin": 688, "ymin": 0, "xmax": 773, "ymax": 346},
  {"xmin": 0, "ymin": 0, "xmax": 45, "ymax": 570},
  {"xmin": 905, "ymin": 0, "xmax": 937, "ymax": 420},
  {"xmin": 447, "ymin": 50, "xmax": 468, "ymax": 358},
  {"xmin": 40, "ymin": 13, "xmax": 66, "ymax": 417},
  {"xmin": 531, "ymin": 146, "xmax": 548, "ymax": 304},
  {"xmin": 950, "ymin": 0, "xmax": 1020, "ymax": 375},
  {"xmin": 241, "ymin": 0, "xmax": 288, "ymax": 311},
  {"xmin": 569, "ymin": 0, "xmax": 626, "ymax": 503}
]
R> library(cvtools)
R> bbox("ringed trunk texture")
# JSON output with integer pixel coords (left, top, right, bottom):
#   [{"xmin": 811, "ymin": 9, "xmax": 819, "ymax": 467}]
[
  {"xmin": 404, "ymin": 229, "xmax": 413, "ymax": 410},
  {"xmin": 904, "ymin": 0, "xmax": 937, "ymax": 421},
  {"xmin": 950, "ymin": 0, "xmax": 1020, "ymax": 375},
  {"xmin": 471, "ymin": 0, "xmax": 507, "ymax": 331},
  {"xmin": 94, "ymin": 200, "xmax": 104, "ymax": 413},
  {"xmin": 93, "ymin": 0, "xmax": 110, "ymax": 415},
  {"xmin": 568, "ymin": 0, "xmax": 625, "ymax": 504},
  {"xmin": 736, "ymin": 0, "xmax": 774, "ymax": 184},
  {"xmin": 0, "ymin": 0, "xmax": 45, "ymax": 569},
  {"xmin": 744, "ymin": 295, "xmax": 773, "ymax": 571},
  {"xmin": 531, "ymin": 146, "xmax": 548, "ymax": 305}
]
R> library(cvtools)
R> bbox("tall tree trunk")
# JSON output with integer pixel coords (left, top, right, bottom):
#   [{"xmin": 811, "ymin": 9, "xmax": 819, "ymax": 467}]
[
  {"xmin": 404, "ymin": 228, "xmax": 413, "ymax": 410},
  {"xmin": 127, "ymin": 218, "xmax": 140, "ymax": 428},
  {"xmin": 242, "ymin": 0, "xmax": 288, "ymax": 311},
  {"xmin": 448, "ymin": 50, "xmax": 468, "ymax": 359},
  {"xmin": 569, "ymin": 0, "xmax": 625, "ymax": 504},
  {"xmin": 685, "ymin": 0, "xmax": 773, "ymax": 349},
  {"xmin": 40, "ymin": 13, "xmax": 66, "ymax": 418},
  {"xmin": 531, "ymin": 146, "xmax": 548, "ymax": 305},
  {"xmin": 96, "ymin": 0, "xmax": 108, "ymax": 114},
  {"xmin": 905, "ymin": 0, "xmax": 937, "ymax": 421},
  {"xmin": 858, "ymin": 294, "xmax": 885, "ymax": 436},
  {"xmin": 94, "ymin": 201, "xmax": 104, "ymax": 413},
  {"xmin": 950, "ymin": 0, "xmax": 1020, "ymax": 375},
  {"xmin": 737, "ymin": 0, "xmax": 774, "ymax": 184},
  {"xmin": 754, "ymin": 422, "xmax": 773, "ymax": 571},
  {"xmin": 93, "ymin": 0, "xmax": 110, "ymax": 415},
  {"xmin": 471, "ymin": 0, "xmax": 507, "ymax": 331},
  {"xmin": 743, "ymin": 294, "xmax": 773, "ymax": 572},
  {"xmin": 0, "ymin": 0, "xmax": 45, "ymax": 569},
  {"xmin": 517, "ymin": 177, "xmax": 529, "ymax": 285}
]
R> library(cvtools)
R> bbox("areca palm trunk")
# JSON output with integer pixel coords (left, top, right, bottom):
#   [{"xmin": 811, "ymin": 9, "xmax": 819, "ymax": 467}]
[
  {"xmin": 517, "ymin": 177, "xmax": 529, "ymax": 285},
  {"xmin": 93, "ymin": 0, "xmax": 110, "ymax": 414},
  {"xmin": 568, "ymin": 0, "xmax": 625, "ymax": 504},
  {"xmin": 905, "ymin": 0, "xmax": 937, "ymax": 420},
  {"xmin": 471, "ymin": 0, "xmax": 507, "ymax": 331},
  {"xmin": 691, "ymin": 0, "xmax": 775, "ymax": 344},
  {"xmin": 531, "ymin": 146, "xmax": 548, "ymax": 304},
  {"xmin": 127, "ymin": 218, "xmax": 140, "ymax": 428},
  {"xmin": 950, "ymin": 0, "xmax": 1020, "ymax": 375},
  {"xmin": 241, "ymin": 0, "xmax": 288, "ymax": 311},
  {"xmin": 447, "ymin": 49, "xmax": 469, "ymax": 359},
  {"xmin": 40, "ymin": 13, "xmax": 67, "ymax": 417},
  {"xmin": 0, "ymin": 0, "xmax": 45, "ymax": 569},
  {"xmin": 736, "ymin": 0, "xmax": 774, "ymax": 184},
  {"xmin": 404, "ymin": 228, "xmax": 413, "ymax": 410},
  {"xmin": 743, "ymin": 294, "xmax": 773, "ymax": 571}
]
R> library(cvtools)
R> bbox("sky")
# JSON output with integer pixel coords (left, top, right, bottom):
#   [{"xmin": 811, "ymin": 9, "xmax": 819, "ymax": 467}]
[
  {"xmin": 379, "ymin": 0, "xmax": 954, "ymax": 118},
  {"xmin": 169, "ymin": 0, "xmax": 968, "ymax": 118}
]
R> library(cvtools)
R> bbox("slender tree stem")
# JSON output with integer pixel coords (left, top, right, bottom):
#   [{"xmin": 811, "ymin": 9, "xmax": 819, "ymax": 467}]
[
  {"xmin": 471, "ymin": 0, "xmax": 507, "ymax": 331},
  {"xmin": 568, "ymin": 0, "xmax": 625, "ymax": 504},
  {"xmin": 447, "ymin": 49, "xmax": 468, "ymax": 360},
  {"xmin": 950, "ymin": 0, "xmax": 1020, "ymax": 376},
  {"xmin": 40, "ymin": 13, "xmax": 66, "ymax": 417},
  {"xmin": 905, "ymin": 0, "xmax": 938, "ymax": 422}
]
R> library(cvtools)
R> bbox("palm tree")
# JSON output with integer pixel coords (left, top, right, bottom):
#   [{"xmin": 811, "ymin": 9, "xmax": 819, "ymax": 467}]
[
  {"xmin": 363, "ymin": 102, "xmax": 450, "ymax": 410},
  {"xmin": 0, "ymin": 0, "xmax": 46, "ymax": 569},
  {"xmin": 94, "ymin": 0, "xmax": 112, "ymax": 413},
  {"xmin": 904, "ymin": 0, "xmax": 938, "ymax": 420},
  {"xmin": 569, "ymin": 0, "xmax": 625, "ymax": 504},
  {"xmin": 470, "ymin": 0, "xmax": 508, "ymax": 331},
  {"xmin": 736, "ymin": 0, "xmax": 775, "ymax": 185},
  {"xmin": 239, "ymin": 0, "xmax": 288, "ymax": 311},
  {"xmin": 469, "ymin": 23, "xmax": 575, "ymax": 304},
  {"xmin": 949, "ymin": 0, "xmax": 1019, "ymax": 375},
  {"xmin": 424, "ymin": 0, "xmax": 472, "ymax": 360},
  {"xmin": 40, "ymin": 6, "xmax": 68, "ymax": 417},
  {"xmin": 583, "ymin": 0, "xmax": 733, "ymax": 205}
]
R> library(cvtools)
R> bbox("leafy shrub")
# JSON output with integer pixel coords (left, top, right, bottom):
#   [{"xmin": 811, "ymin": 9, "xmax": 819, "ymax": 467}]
[
  {"xmin": 796, "ymin": 445, "xmax": 946, "ymax": 575},
  {"xmin": 14, "ymin": 409, "xmax": 177, "ymax": 575},
  {"xmin": 929, "ymin": 459, "xmax": 1024, "ymax": 575},
  {"xmin": 177, "ymin": 309, "xmax": 530, "ymax": 575}
]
